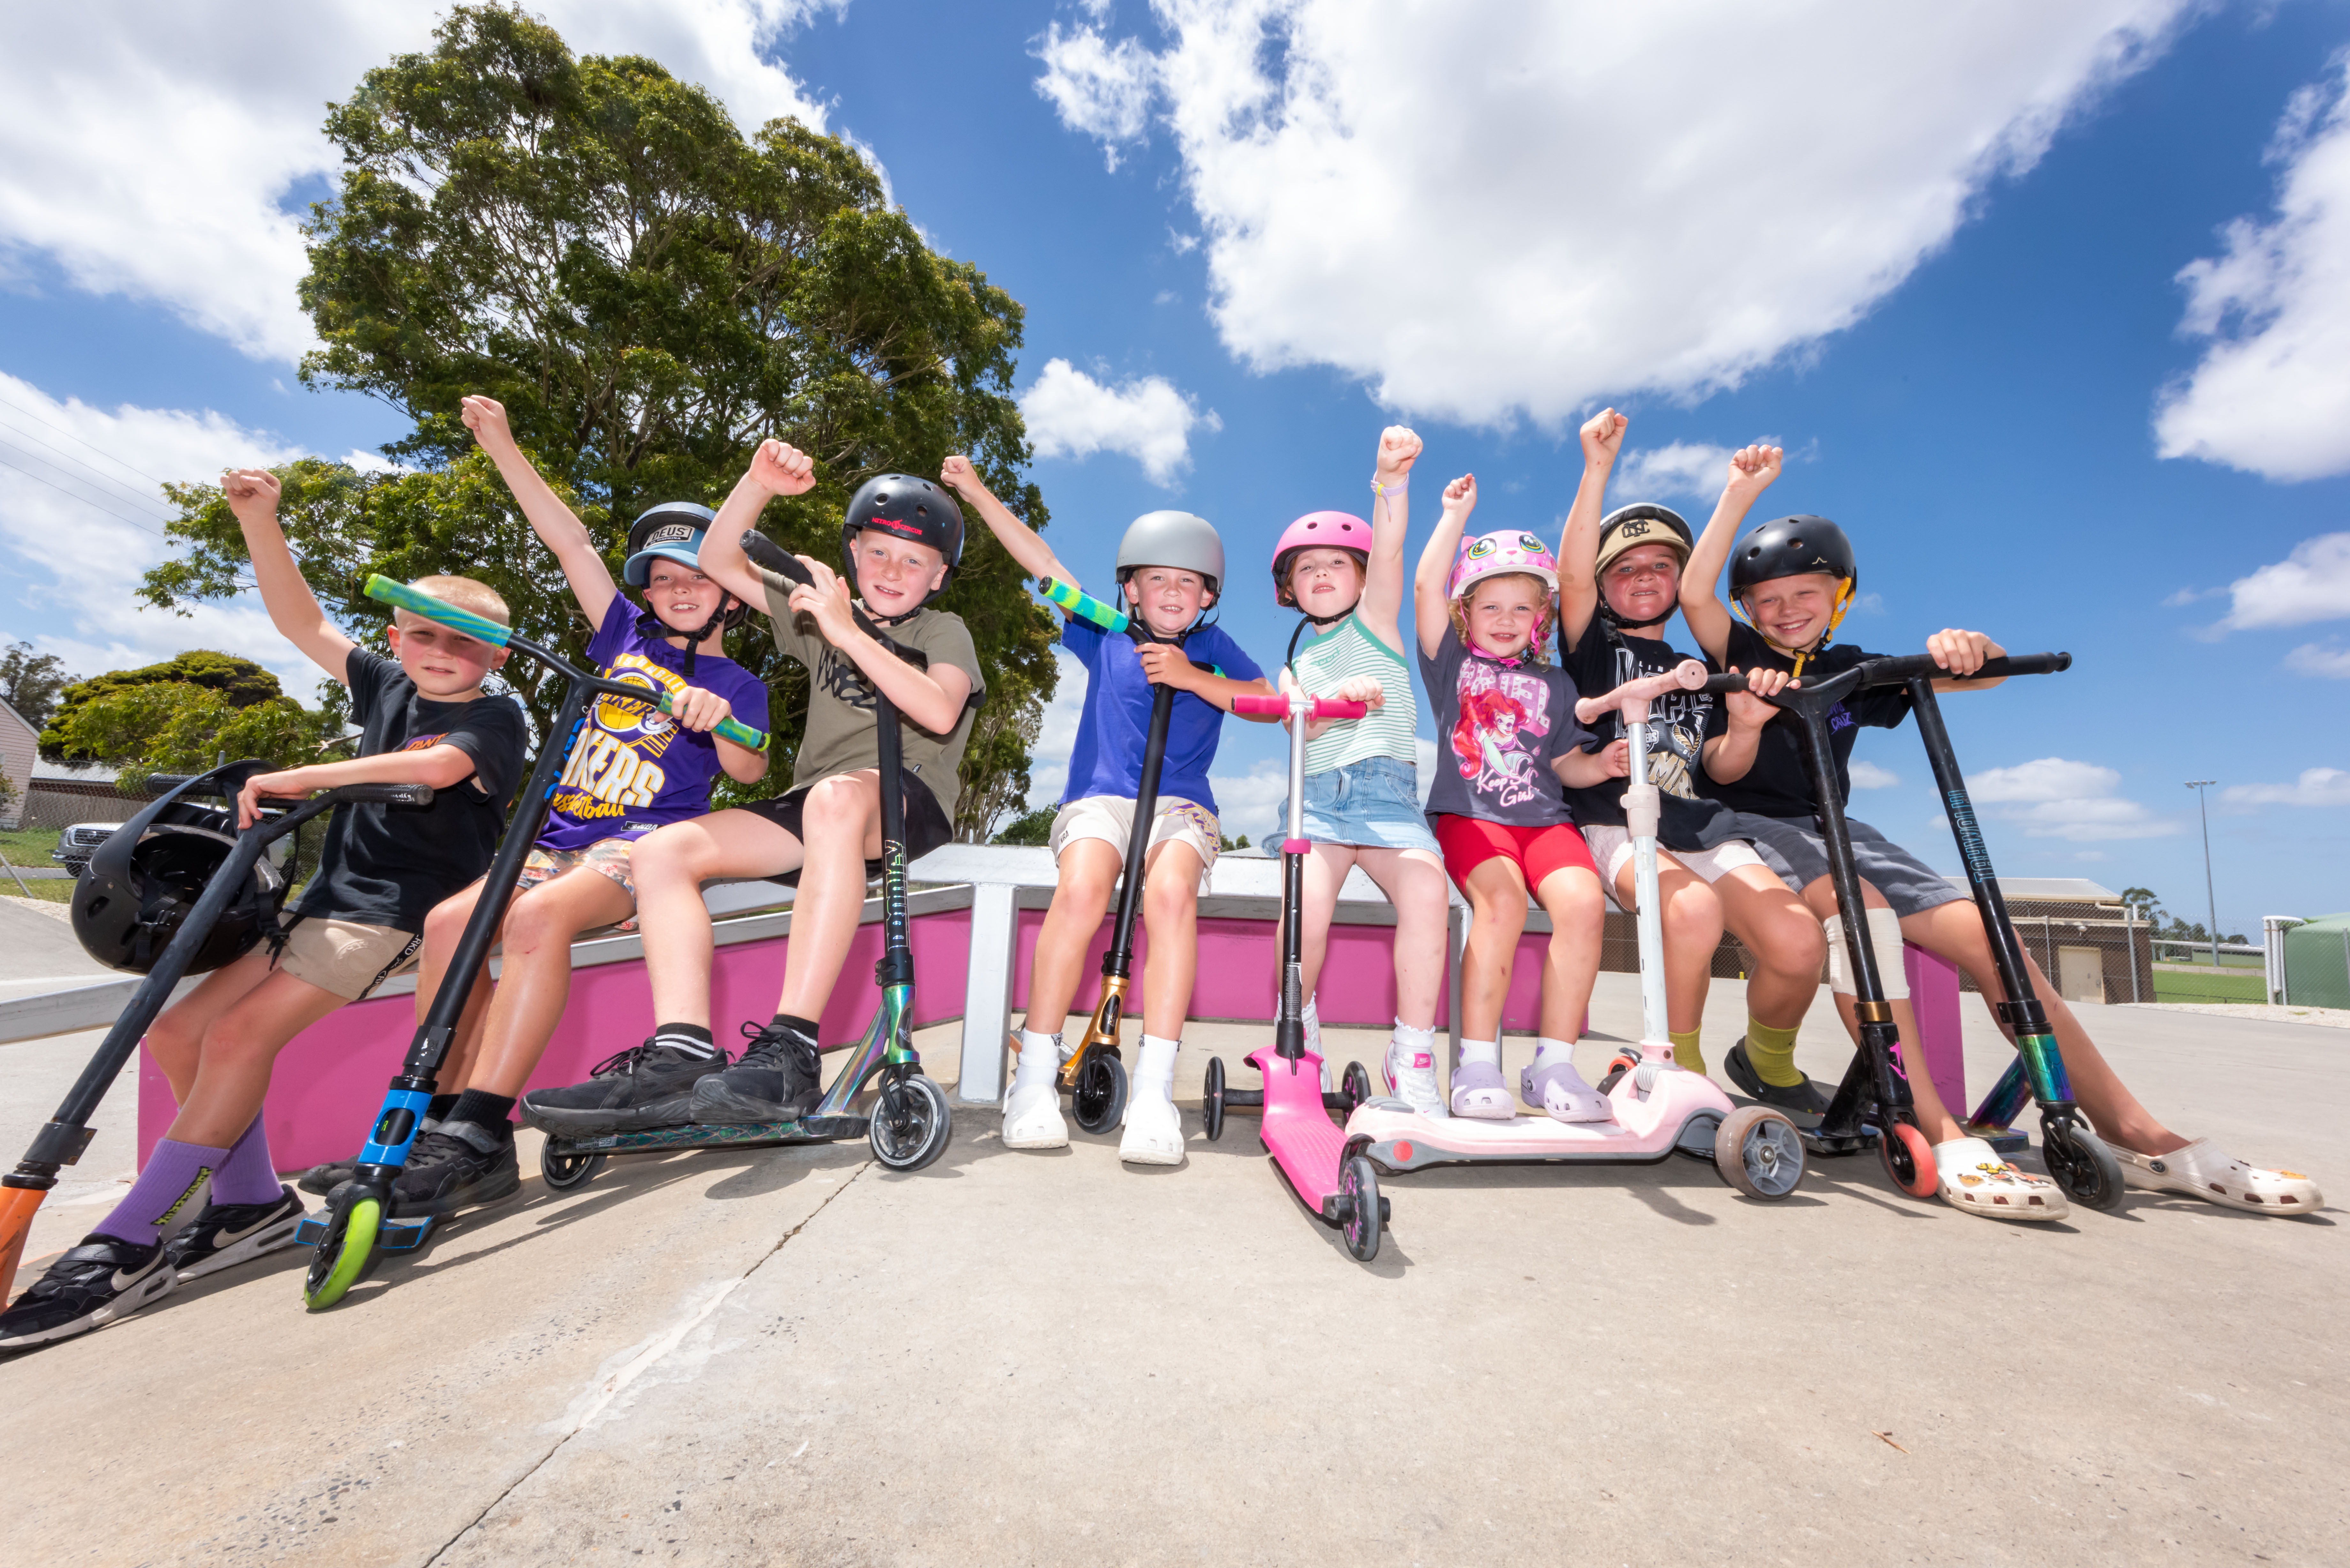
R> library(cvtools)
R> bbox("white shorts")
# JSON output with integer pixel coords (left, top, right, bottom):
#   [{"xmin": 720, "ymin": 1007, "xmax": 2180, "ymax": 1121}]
[
  {"xmin": 1049, "ymin": 794, "xmax": 1221, "ymax": 890},
  {"xmin": 1578, "ymin": 824, "xmax": 1764, "ymax": 911}
]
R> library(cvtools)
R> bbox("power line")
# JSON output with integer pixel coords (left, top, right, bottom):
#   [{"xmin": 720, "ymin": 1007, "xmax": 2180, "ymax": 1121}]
[
  {"xmin": 0, "ymin": 446, "xmax": 171, "ymax": 538},
  {"xmin": 0, "ymin": 390, "xmax": 173, "ymax": 486},
  {"xmin": 0, "ymin": 410, "xmax": 176, "ymax": 520}
]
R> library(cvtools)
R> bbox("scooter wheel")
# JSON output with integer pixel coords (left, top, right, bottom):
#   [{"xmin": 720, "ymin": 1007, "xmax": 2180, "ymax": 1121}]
[
  {"xmin": 870, "ymin": 1073, "xmax": 952, "ymax": 1172},
  {"xmin": 1715, "ymin": 1106, "xmax": 1805, "ymax": 1200},
  {"xmin": 1202, "ymin": 1056, "xmax": 1226, "ymax": 1142},
  {"xmin": 1070, "ymin": 1052, "xmax": 1127, "ymax": 1135},
  {"xmin": 540, "ymin": 1145, "xmax": 604, "ymax": 1192},
  {"xmin": 1878, "ymin": 1121, "xmax": 1938, "ymax": 1198},
  {"xmin": 2041, "ymin": 1119, "xmax": 2125, "ymax": 1210},
  {"xmin": 1341, "ymin": 1061, "xmax": 1373, "ymax": 1115},
  {"xmin": 1597, "ymin": 1050, "xmax": 1641, "ymax": 1096},
  {"xmin": 1339, "ymin": 1154, "xmax": 1383, "ymax": 1263},
  {"xmin": 303, "ymin": 1193, "xmax": 381, "ymax": 1311}
]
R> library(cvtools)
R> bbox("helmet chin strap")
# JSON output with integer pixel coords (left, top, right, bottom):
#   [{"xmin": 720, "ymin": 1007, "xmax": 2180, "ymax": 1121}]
[
  {"xmin": 638, "ymin": 593, "xmax": 739, "ymax": 677},
  {"xmin": 1733, "ymin": 581, "xmax": 1855, "ymax": 678}
]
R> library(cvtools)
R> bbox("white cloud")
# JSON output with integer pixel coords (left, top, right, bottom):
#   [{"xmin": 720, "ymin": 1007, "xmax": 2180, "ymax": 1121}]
[
  {"xmin": 1022, "ymin": 647, "xmax": 1092, "ymax": 810},
  {"xmin": 1033, "ymin": 21, "xmax": 1157, "ymax": 171},
  {"xmin": 2220, "ymin": 768, "xmax": 2350, "ymax": 810},
  {"xmin": 1020, "ymin": 358, "xmax": 1220, "ymax": 486},
  {"xmin": 2285, "ymin": 641, "xmax": 2350, "ymax": 678},
  {"xmin": 0, "ymin": 2, "xmax": 838, "ymax": 363},
  {"xmin": 1614, "ymin": 443, "xmax": 1731, "ymax": 504},
  {"xmin": 1207, "ymin": 760, "xmax": 1288, "ymax": 842},
  {"xmin": 2209, "ymin": 532, "xmax": 2350, "ymax": 633},
  {"xmin": 0, "ymin": 370, "xmax": 316, "ymax": 694},
  {"xmin": 2155, "ymin": 60, "xmax": 2350, "ymax": 481},
  {"xmin": 1847, "ymin": 760, "xmax": 1899, "ymax": 790},
  {"xmin": 1040, "ymin": 2, "xmax": 2193, "ymax": 427},
  {"xmin": 1967, "ymin": 756, "xmax": 2179, "ymax": 842}
]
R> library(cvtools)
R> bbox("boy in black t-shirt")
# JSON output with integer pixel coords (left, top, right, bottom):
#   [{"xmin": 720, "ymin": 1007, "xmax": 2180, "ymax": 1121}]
[
  {"xmin": 0, "ymin": 469, "xmax": 527, "ymax": 1350},
  {"xmin": 1681, "ymin": 502, "xmax": 2321, "ymax": 1222},
  {"xmin": 1555, "ymin": 409, "xmax": 1828, "ymax": 1111}
]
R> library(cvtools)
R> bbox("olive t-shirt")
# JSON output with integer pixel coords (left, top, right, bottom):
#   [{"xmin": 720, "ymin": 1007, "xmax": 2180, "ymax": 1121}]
[{"xmin": 758, "ymin": 570, "xmax": 986, "ymax": 821}]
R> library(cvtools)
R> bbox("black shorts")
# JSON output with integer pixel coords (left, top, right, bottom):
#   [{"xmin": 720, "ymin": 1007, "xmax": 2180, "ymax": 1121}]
[{"xmin": 735, "ymin": 774, "xmax": 954, "ymax": 887}]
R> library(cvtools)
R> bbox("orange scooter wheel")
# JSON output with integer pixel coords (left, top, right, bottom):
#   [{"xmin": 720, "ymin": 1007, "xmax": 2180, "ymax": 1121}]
[{"xmin": 1878, "ymin": 1121, "xmax": 1938, "ymax": 1198}]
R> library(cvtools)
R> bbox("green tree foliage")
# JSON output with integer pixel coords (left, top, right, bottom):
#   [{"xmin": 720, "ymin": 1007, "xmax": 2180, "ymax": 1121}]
[
  {"xmin": 43, "ymin": 680, "xmax": 345, "ymax": 794},
  {"xmin": 139, "ymin": 3, "xmax": 1055, "ymax": 837},
  {"xmin": 41, "ymin": 651, "xmax": 286, "ymax": 761},
  {"xmin": 0, "ymin": 642, "xmax": 73, "ymax": 730},
  {"xmin": 990, "ymin": 805, "xmax": 1056, "ymax": 847}
]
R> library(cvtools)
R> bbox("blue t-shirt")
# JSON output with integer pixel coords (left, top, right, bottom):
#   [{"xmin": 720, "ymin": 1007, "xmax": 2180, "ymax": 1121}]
[
  {"xmin": 538, "ymin": 596, "xmax": 771, "ymax": 851},
  {"xmin": 1060, "ymin": 617, "xmax": 1262, "ymax": 818}
]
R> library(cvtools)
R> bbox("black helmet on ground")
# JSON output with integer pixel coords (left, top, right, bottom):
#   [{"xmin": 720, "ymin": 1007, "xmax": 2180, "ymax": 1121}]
[
  {"xmin": 72, "ymin": 765, "xmax": 290, "ymax": 976},
  {"xmin": 839, "ymin": 474, "xmax": 965, "ymax": 617}
]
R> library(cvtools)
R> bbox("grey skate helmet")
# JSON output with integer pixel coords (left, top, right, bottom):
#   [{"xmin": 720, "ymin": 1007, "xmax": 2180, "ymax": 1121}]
[{"xmin": 1115, "ymin": 510, "xmax": 1224, "ymax": 601}]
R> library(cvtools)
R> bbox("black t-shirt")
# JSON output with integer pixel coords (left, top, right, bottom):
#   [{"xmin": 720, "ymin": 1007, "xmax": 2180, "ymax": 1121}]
[
  {"xmin": 1561, "ymin": 624, "xmax": 1742, "ymax": 849},
  {"xmin": 1698, "ymin": 621, "xmax": 1912, "ymax": 820},
  {"xmin": 291, "ymin": 648, "xmax": 530, "ymax": 933}
]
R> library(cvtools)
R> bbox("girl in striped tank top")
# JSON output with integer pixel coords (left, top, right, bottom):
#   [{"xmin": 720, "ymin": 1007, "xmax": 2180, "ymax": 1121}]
[{"xmin": 1269, "ymin": 426, "xmax": 1453, "ymax": 1118}]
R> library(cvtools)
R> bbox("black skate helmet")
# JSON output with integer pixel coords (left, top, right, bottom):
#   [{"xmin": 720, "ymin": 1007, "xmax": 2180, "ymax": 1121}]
[
  {"xmin": 840, "ymin": 474, "xmax": 965, "ymax": 618},
  {"xmin": 72, "ymin": 765, "xmax": 290, "ymax": 976},
  {"xmin": 1726, "ymin": 514, "xmax": 1858, "ymax": 661},
  {"xmin": 622, "ymin": 502, "xmax": 748, "ymax": 673},
  {"xmin": 1593, "ymin": 504, "xmax": 1694, "ymax": 629}
]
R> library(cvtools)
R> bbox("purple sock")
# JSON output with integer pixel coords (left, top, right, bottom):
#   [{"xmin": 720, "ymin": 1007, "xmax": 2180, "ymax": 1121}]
[
  {"xmin": 209, "ymin": 1118, "xmax": 282, "ymax": 1206},
  {"xmin": 94, "ymin": 1138, "xmax": 225, "ymax": 1247}
]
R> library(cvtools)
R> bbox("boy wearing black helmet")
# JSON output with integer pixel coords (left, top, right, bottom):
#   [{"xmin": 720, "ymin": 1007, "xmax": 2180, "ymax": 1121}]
[
  {"xmin": 1556, "ymin": 410, "xmax": 1829, "ymax": 1112},
  {"xmin": 939, "ymin": 455, "xmax": 1273, "ymax": 1164},
  {"xmin": 555, "ymin": 438, "xmax": 984, "ymax": 1128},
  {"xmin": 1, "ymin": 469, "xmax": 527, "ymax": 1350},
  {"xmin": 1682, "ymin": 494, "xmax": 2322, "ymax": 1220}
]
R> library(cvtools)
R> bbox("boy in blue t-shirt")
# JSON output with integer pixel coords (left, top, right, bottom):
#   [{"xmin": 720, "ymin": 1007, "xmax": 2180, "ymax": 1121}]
[{"xmin": 940, "ymin": 456, "xmax": 1273, "ymax": 1165}]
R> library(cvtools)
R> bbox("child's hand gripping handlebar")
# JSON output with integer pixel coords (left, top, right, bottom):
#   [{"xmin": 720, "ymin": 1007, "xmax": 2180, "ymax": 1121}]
[
  {"xmin": 363, "ymin": 575, "xmax": 772, "ymax": 750},
  {"xmin": 1232, "ymin": 693, "xmax": 1370, "ymax": 720},
  {"xmin": 737, "ymin": 533, "xmax": 929, "ymax": 671}
]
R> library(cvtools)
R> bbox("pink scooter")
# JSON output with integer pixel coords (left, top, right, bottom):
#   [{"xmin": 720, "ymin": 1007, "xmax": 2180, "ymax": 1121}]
[
  {"xmin": 1205, "ymin": 688, "xmax": 1389, "ymax": 1261},
  {"xmin": 1342, "ymin": 661, "xmax": 1807, "ymax": 1209}
]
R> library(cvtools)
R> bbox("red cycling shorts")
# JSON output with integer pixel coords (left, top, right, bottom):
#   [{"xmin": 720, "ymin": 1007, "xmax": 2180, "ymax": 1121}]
[{"xmin": 1430, "ymin": 814, "xmax": 1599, "ymax": 895}]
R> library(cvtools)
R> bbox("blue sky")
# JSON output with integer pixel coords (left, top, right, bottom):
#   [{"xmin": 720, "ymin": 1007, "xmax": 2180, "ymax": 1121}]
[{"xmin": 1, "ymin": 1, "xmax": 2345, "ymax": 934}]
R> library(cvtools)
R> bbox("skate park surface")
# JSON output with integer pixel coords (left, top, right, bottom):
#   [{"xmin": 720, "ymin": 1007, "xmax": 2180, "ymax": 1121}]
[{"xmin": 1, "ymin": 900, "xmax": 2343, "ymax": 1567}]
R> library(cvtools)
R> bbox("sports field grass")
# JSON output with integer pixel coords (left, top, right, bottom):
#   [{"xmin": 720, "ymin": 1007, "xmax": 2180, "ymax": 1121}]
[{"xmin": 2152, "ymin": 966, "xmax": 2266, "ymax": 1004}]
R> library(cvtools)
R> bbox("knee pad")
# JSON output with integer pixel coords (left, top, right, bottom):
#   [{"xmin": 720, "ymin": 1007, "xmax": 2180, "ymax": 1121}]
[{"xmin": 1822, "ymin": 909, "xmax": 1909, "ymax": 1000}]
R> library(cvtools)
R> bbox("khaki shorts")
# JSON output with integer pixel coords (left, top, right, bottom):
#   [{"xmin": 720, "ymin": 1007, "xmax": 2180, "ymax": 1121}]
[
  {"xmin": 1578, "ymin": 824, "xmax": 1765, "ymax": 911},
  {"xmin": 273, "ymin": 916, "xmax": 422, "ymax": 1001},
  {"xmin": 1050, "ymin": 794, "xmax": 1221, "ymax": 890}
]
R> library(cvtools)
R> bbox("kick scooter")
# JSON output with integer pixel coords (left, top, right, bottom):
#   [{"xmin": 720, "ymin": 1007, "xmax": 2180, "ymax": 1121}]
[
  {"xmin": 0, "ymin": 765, "xmax": 429, "ymax": 1303},
  {"xmin": 1198, "ymin": 686, "xmax": 1388, "ymax": 1261},
  {"xmin": 300, "ymin": 576, "xmax": 774, "ymax": 1308},
  {"xmin": 530, "ymin": 537, "xmax": 955, "ymax": 1193},
  {"xmin": 1876, "ymin": 653, "xmax": 2123, "ymax": 1209},
  {"xmin": 1338, "ymin": 662, "xmax": 1808, "ymax": 1210}
]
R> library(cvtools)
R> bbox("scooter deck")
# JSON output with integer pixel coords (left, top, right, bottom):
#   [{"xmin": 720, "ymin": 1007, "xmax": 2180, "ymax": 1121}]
[
  {"xmin": 550, "ymin": 1115, "xmax": 872, "ymax": 1155},
  {"xmin": 1348, "ymin": 1095, "xmax": 1725, "ymax": 1174},
  {"xmin": 1250, "ymin": 1047, "xmax": 1351, "ymax": 1218}
]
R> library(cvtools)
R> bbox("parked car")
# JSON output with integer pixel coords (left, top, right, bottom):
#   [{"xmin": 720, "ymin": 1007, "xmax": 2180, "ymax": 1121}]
[{"xmin": 52, "ymin": 822, "xmax": 118, "ymax": 877}]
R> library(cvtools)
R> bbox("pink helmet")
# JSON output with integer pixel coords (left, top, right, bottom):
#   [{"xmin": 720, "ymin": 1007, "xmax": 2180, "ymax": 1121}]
[
  {"xmin": 1448, "ymin": 530, "xmax": 1560, "ymax": 603},
  {"xmin": 1271, "ymin": 511, "xmax": 1371, "ymax": 606}
]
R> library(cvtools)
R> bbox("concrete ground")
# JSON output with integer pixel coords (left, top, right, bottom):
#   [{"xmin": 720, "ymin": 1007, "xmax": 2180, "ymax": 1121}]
[{"xmin": 0, "ymin": 965, "xmax": 2343, "ymax": 1567}]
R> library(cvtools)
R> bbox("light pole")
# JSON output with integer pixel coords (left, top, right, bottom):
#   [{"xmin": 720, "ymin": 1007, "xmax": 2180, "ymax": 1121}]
[{"xmin": 2186, "ymin": 780, "xmax": 2218, "ymax": 968}]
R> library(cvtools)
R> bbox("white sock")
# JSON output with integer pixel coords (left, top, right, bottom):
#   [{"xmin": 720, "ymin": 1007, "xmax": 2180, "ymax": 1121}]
[
  {"xmin": 1013, "ymin": 1032, "xmax": 1061, "ymax": 1089},
  {"xmin": 1300, "ymin": 995, "xmax": 1321, "ymax": 1044},
  {"xmin": 1460, "ymin": 1038, "xmax": 1501, "ymax": 1069},
  {"xmin": 1137, "ymin": 1034, "xmax": 1179, "ymax": 1096},
  {"xmin": 1534, "ymin": 1036, "xmax": 1576, "ymax": 1068}
]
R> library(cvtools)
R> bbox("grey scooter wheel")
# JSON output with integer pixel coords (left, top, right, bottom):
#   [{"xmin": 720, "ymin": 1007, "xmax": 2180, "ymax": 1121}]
[
  {"xmin": 1340, "ymin": 1060, "xmax": 1372, "ymax": 1115},
  {"xmin": 1202, "ymin": 1055, "xmax": 1226, "ymax": 1142},
  {"xmin": 1715, "ymin": 1106, "xmax": 1805, "ymax": 1200},
  {"xmin": 871, "ymin": 1073, "xmax": 952, "ymax": 1171},
  {"xmin": 540, "ymin": 1145, "xmax": 604, "ymax": 1192},
  {"xmin": 1340, "ymin": 1154, "xmax": 1383, "ymax": 1263},
  {"xmin": 1071, "ymin": 1052, "xmax": 1127, "ymax": 1134},
  {"xmin": 2041, "ymin": 1118, "xmax": 2125, "ymax": 1210}
]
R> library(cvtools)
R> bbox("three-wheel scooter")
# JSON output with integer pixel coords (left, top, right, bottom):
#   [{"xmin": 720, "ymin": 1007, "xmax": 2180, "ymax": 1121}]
[
  {"xmin": 1336, "ymin": 662, "xmax": 1809, "ymax": 1242},
  {"xmin": 0, "ymin": 765, "xmax": 430, "ymax": 1305},
  {"xmin": 299, "ymin": 575, "xmax": 781, "ymax": 1308},
  {"xmin": 528, "ymin": 535, "xmax": 955, "ymax": 1195}
]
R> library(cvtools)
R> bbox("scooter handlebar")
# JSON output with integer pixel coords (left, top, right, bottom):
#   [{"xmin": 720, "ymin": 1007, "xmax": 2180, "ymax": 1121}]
[
  {"xmin": 1038, "ymin": 576, "xmax": 1130, "ymax": 635},
  {"xmin": 1231, "ymin": 694, "xmax": 1369, "ymax": 720},
  {"xmin": 1857, "ymin": 650, "xmax": 2072, "ymax": 687},
  {"xmin": 738, "ymin": 533, "xmax": 929, "ymax": 672},
  {"xmin": 315, "ymin": 783, "xmax": 436, "ymax": 807},
  {"xmin": 1572, "ymin": 659, "xmax": 1717, "ymax": 725}
]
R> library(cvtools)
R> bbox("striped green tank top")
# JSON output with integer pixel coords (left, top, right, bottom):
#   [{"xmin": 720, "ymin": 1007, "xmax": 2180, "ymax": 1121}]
[{"xmin": 1288, "ymin": 612, "xmax": 1422, "ymax": 775}]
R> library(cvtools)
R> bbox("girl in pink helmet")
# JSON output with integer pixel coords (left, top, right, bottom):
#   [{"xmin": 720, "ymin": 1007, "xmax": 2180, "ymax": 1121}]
[
  {"xmin": 1267, "ymin": 427, "xmax": 1452, "ymax": 1116},
  {"xmin": 1412, "ymin": 475, "xmax": 1631, "ymax": 1121}
]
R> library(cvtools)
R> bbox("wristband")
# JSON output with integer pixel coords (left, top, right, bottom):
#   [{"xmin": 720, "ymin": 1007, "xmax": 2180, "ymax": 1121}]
[{"xmin": 1370, "ymin": 474, "xmax": 1409, "ymax": 495}]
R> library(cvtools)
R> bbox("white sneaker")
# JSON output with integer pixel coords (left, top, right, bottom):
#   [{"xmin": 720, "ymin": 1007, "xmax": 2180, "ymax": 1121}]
[
  {"xmin": 1384, "ymin": 1038, "xmax": 1447, "ymax": 1119},
  {"xmin": 1001, "ymin": 1070, "xmax": 1068, "ymax": 1151},
  {"xmin": 1118, "ymin": 1086, "xmax": 1185, "ymax": 1165}
]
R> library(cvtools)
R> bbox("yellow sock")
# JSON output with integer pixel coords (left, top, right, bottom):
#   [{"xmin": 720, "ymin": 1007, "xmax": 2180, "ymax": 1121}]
[
  {"xmin": 1744, "ymin": 1019, "xmax": 1804, "ymax": 1087},
  {"xmin": 1669, "ymin": 1029, "xmax": 1704, "ymax": 1076}
]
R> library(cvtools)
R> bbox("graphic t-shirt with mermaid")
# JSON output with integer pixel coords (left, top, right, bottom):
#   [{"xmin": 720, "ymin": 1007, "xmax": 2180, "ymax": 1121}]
[{"xmin": 1416, "ymin": 627, "xmax": 1590, "ymax": 828}]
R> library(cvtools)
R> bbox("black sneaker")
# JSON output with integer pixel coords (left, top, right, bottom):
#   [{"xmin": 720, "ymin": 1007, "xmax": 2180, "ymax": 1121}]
[
  {"xmin": 0, "ymin": 1233, "xmax": 175, "ymax": 1350},
  {"xmin": 379, "ymin": 1122, "xmax": 521, "ymax": 1218},
  {"xmin": 690, "ymin": 1021, "xmax": 823, "ymax": 1125},
  {"xmin": 520, "ymin": 1041, "xmax": 731, "ymax": 1134},
  {"xmin": 296, "ymin": 1116, "xmax": 442, "ymax": 1195},
  {"xmin": 164, "ymin": 1186, "xmax": 308, "ymax": 1282},
  {"xmin": 1725, "ymin": 1039, "xmax": 1830, "ymax": 1117}
]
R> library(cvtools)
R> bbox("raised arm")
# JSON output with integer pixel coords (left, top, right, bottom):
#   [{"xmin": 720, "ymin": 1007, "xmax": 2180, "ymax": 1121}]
[
  {"xmin": 222, "ymin": 469, "xmax": 359, "ymax": 681},
  {"xmin": 460, "ymin": 396, "xmax": 618, "ymax": 627},
  {"xmin": 1556, "ymin": 408, "xmax": 1627, "ymax": 652},
  {"xmin": 699, "ymin": 439, "xmax": 815, "ymax": 610},
  {"xmin": 1414, "ymin": 472, "xmax": 1478, "ymax": 657},
  {"xmin": 939, "ymin": 454, "xmax": 1073, "ymax": 595},
  {"xmin": 1678, "ymin": 443, "xmax": 1783, "ymax": 663},
  {"xmin": 787, "ymin": 555, "xmax": 972, "ymax": 735},
  {"xmin": 1355, "ymin": 425, "xmax": 1421, "ymax": 646}
]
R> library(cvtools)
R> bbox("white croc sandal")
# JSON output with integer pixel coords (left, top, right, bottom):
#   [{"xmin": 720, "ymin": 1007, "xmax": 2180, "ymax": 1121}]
[
  {"xmin": 1000, "ymin": 1071, "xmax": 1069, "ymax": 1151},
  {"xmin": 1935, "ymin": 1136, "xmax": 2068, "ymax": 1222},
  {"xmin": 2114, "ymin": 1138, "xmax": 2322, "ymax": 1215},
  {"xmin": 1118, "ymin": 1089, "xmax": 1185, "ymax": 1166}
]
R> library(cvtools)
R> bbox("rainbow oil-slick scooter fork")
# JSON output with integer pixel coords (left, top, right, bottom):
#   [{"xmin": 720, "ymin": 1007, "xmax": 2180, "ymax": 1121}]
[{"xmin": 300, "ymin": 575, "xmax": 772, "ymax": 1309}]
